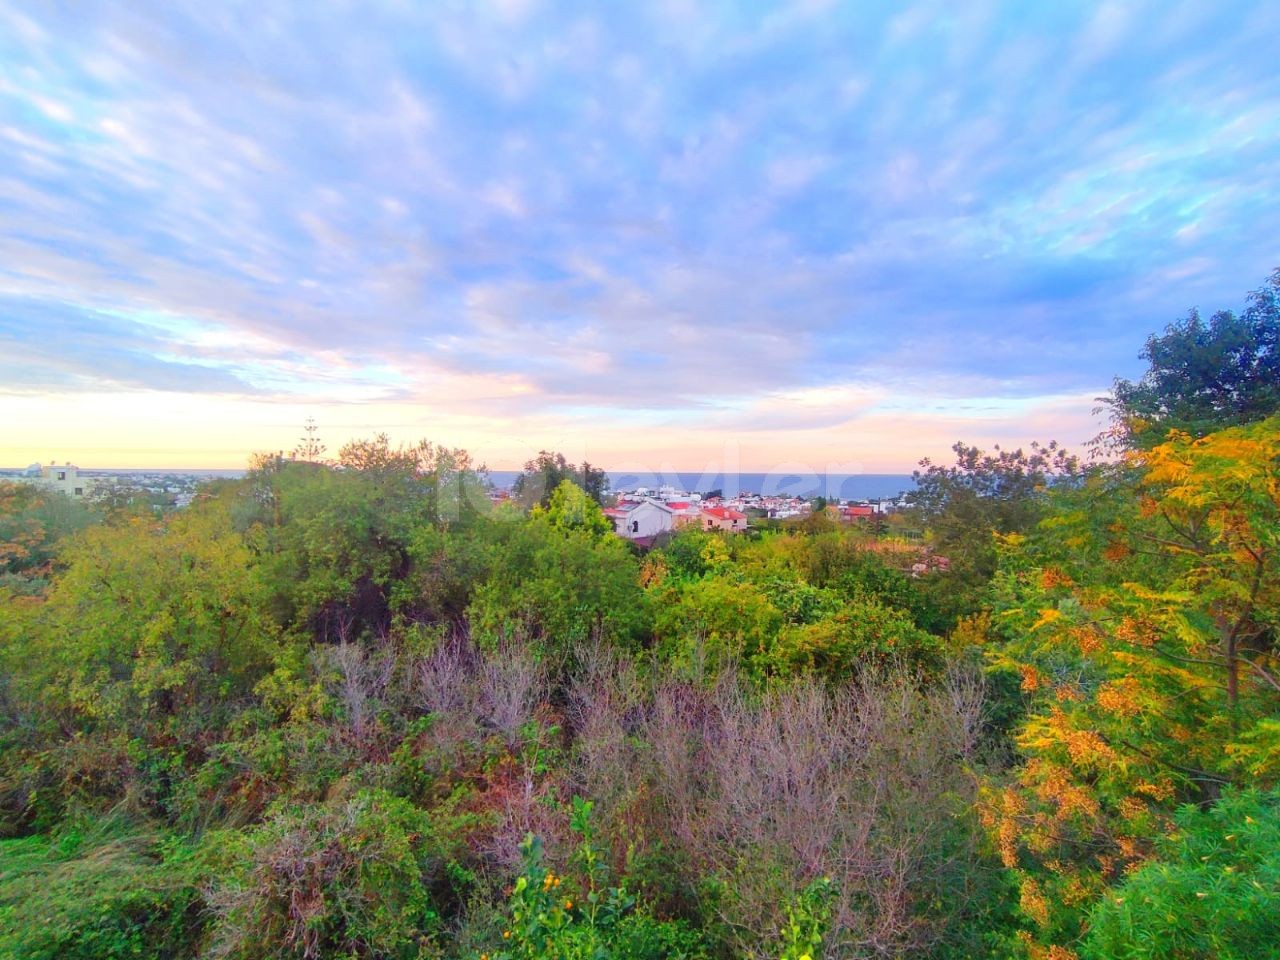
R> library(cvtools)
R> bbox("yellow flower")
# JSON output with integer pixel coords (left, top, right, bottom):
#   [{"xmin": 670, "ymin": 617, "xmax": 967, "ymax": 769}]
[
  {"xmin": 563, "ymin": 899, "xmax": 574, "ymax": 910},
  {"xmin": 503, "ymin": 930, "xmax": 511, "ymax": 940}
]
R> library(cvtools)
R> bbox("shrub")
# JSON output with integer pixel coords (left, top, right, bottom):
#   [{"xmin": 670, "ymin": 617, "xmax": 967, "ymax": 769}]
[
  {"xmin": 778, "ymin": 877, "xmax": 835, "ymax": 960},
  {"xmin": 653, "ymin": 577, "xmax": 783, "ymax": 680},
  {"xmin": 771, "ymin": 596, "xmax": 944, "ymax": 680},
  {"xmin": 204, "ymin": 790, "xmax": 459, "ymax": 959},
  {"xmin": 568, "ymin": 655, "xmax": 997, "ymax": 957},
  {"xmin": 477, "ymin": 797, "xmax": 710, "ymax": 960},
  {"xmin": 468, "ymin": 519, "xmax": 647, "ymax": 666}
]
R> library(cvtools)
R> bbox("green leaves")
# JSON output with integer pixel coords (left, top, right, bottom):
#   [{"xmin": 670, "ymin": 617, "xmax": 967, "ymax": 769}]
[
  {"xmin": 535, "ymin": 480, "xmax": 614, "ymax": 540},
  {"xmin": 204, "ymin": 790, "xmax": 453, "ymax": 959},
  {"xmin": 467, "ymin": 516, "xmax": 647, "ymax": 664},
  {"xmin": 778, "ymin": 877, "xmax": 834, "ymax": 960},
  {"xmin": 0, "ymin": 818, "xmax": 202, "ymax": 960},
  {"xmin": 1105, "ymin": 269, "xmax": 1280, "ymax": 450},
  {"xmin": 981, "ymin": 416, "xmax": 1280, "ymax": 954},
  {"xmin": 11, "ymin": 502, "xmax": 279, "ymax": 729},
  {"xmin": 1082, "ymin": 788, "xmax": 1280, "ymax": 960},
  {"xmin": 481, "ymin": 800, "xmax": 707, "ymax": 960}
]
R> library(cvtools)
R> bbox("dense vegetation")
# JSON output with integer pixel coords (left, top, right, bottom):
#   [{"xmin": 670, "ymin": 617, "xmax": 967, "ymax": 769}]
[{"xmin": 1, "ymin": 274, "xmax": 1277, "ymax": 958}]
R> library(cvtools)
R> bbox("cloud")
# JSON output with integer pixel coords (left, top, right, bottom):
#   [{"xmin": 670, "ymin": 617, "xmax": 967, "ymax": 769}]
[
  {"xmin": 0, "ymin": 297, "xmax": 261, "ymax": 395},
  {"xmin": 0, "ymin": 1, "xmax": 1278, "ymax": 466}
]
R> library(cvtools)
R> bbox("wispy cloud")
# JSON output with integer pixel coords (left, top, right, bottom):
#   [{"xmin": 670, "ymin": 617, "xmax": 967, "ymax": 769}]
[{"xmin": 1, "ymin": 1, "xmax": 1277, "ymax": 466}]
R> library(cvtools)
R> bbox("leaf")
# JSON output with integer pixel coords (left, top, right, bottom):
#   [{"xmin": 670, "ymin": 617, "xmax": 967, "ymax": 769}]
[{"xmin": 1032, "ymin": 608, "xmax": 1063, "ymax": 631}]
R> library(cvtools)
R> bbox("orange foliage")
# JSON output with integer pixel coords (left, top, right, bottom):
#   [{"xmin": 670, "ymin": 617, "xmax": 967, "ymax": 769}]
[{"xmin": 1095, "ymin": 677, "xmax": 1143, "ymax": 718}]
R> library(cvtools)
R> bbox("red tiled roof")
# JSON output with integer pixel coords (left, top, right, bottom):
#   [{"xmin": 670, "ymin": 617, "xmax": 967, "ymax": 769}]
[{"xmin": 703, "ymin": 506, "xmax": 747, "ymax": 521}]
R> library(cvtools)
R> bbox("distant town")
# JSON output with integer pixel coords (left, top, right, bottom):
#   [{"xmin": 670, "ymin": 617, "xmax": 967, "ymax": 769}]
[
  {"xmin": 488, "ymin": 482, "xmax": 912, "ymax": 545},
  {"xmin": 4, "ymin": 459, "xmax": 932, "ymax": 564},
  {"xmin": 0, "ymin": 461, "xmax": 218, "ymax": 510}
]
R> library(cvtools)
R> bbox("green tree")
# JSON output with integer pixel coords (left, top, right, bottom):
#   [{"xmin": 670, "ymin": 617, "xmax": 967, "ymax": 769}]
[
  {"xmin": 1105, "ymin": 269, "xmax": 1280, "ymax": 449},
  {"xmin": 0, "ymin": 482, "xmax": 97, "ymax": 591},
  {"xmin": 10, "ymin": 500, "xmax": 279, "ymax": 730},
  {"xmin": 243, "ymin": 435, "xmax": 488, "ymax": 641},
  {"xmin": 907, "ymin": 441, "xmax": 1080, "ymax": 618},
  {"xmin": 653, "ymin": 575, "xmax": 783, "ymax": 679},
  {"xmin": 773, "ymin": 597, "xmax": 943, "ymax": 680},
  {"xmin": 291, "ymin": 416, "xmax": 326, "ymax": 463},
  {"xmin": 981, "ymin": 416, "xmax": 1280, "ymax": 954},
  {"xmin": 468, "ymin": 516, "xmax": 646, "ymax": 664},
  {"xmin": 512, "ymin": 451, "xmax": 609, "ymax": 510},
  {"xmin": 535, "ymin": 480, "xmax": 613, "ymax": 539}
]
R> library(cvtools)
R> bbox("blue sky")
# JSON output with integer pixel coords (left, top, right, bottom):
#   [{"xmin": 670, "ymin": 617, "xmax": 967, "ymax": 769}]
[{"xmin": 1, "ymin": 1, "xmax": 1278, "ymax": 469}]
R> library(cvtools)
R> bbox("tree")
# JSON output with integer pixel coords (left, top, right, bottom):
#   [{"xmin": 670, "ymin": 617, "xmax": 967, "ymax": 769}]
[
  {"xmin": 1105, "ymin": 269, "xmax": 1280, "ymax": 449},
  {"xmin": 773, "ymin": 596, "xmax": 943, "ymax": 680},
  {"xmin": 1133, "ymin": 418, "xmax": 1280, "ymax": 715},
  {"xmin": 982, "ymin": 415, "xmax": 1280, "ymax": 953},
  {"xmin": 467, "ymin": 516, "xmax": 647, "ymax": 664},
  {"xmin": 11, "ymin": 500, "xmax": 280, "ymax": 729},
  {"xmin": 512, "ymin": 451, "xmax": 609, "ymax": 509},
  {"xmin": 242, "ymin": 435, "xmax": 488, "ymax": 642},
  {"xmin": 907, "ymin": 441, "xmax": 1080, "ymax": 613},
  {"xmin": 291, "ymin": 417, "xmax": 327, "ymax": 463},
  {"xmin": 535, "ymin": 479, "xmax": 613, "ymax": 539},
  {"xmin": 0, "ymin": 482, "xmax": 96, "ymax": 590},
  {"xmin": 1081, "ymin": 787, "xmax": 1280, "ymax": 960},
  {"xmin": 653, "ymin": 576, "xmax": 783, "ymax": 680}
]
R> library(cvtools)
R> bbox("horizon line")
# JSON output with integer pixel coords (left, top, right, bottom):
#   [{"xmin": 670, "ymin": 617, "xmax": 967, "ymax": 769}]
[{"xmin": 2, "ymin": 464, "xmax": 919, "ymax": 477}]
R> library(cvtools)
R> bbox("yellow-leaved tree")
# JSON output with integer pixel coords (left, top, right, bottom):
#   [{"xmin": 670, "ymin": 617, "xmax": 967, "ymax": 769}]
[{"xmin": 982, "ymin": 415, "xmax": 1280, "ymax": 956}]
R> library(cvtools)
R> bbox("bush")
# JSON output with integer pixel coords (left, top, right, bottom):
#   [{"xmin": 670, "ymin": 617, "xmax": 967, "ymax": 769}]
[
  {"xmin": 567, "ymin": 656, "xmax": 997, "ymax": 957},
  {"xmin": 204, "ymin": 790, "xmax": 460, "ymax": 959},
  {"xmin": 653, "ymin": 577, "xmax": 783, "ymax": 680},
  {"xmin": 477, "ymin": 798, "xmax": 710, "ymax": 960},
  {"xmin": 771, "ymin": 597, "xmax": 944, "ymax": 680},
  {"xmin": 468, "ymin": 519, "xmax": 647, "ymax": 667}
]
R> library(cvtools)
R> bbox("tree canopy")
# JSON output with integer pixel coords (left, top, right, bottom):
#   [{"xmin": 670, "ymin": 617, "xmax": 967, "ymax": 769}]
[
  {"xmin": 1106, "ymin": 269, "xmax": 1280, "ymax": 448},
  {"xmin": 512, "ymin": 450, "xmax": 609, "ymax": 509}
]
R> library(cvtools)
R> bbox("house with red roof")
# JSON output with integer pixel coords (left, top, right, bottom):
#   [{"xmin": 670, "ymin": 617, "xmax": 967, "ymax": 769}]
[
  {"xmin": 841, "ymin": 504, "xmax": 875, "ymax": 522},
  {"xmin": 700, "ymin": 505, "xmax": 748, "ymax": 533},
  {"xmin": 663, "ymin": 501, "xmax": 703, "ymax": 528}
]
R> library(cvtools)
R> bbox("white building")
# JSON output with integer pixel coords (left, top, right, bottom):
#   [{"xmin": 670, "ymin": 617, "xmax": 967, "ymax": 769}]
[
  {"xmin": 25, "ymin": 461, "xmax": 92, "ymax": 499},
  {"xmin": 604, "ymin": 498, "xmax": 674, "ymax": 541}
]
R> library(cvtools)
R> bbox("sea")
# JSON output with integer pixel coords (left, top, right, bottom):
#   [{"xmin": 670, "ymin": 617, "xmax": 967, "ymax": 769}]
[{"xmin": 4, "ymin": 467, "xmax": 914, "ymax": 501}]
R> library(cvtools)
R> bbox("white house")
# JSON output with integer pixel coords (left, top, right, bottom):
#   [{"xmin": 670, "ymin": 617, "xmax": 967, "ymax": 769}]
[
  {"xmin": 24, "ymin": 461, "xmax": 92, "ymax": 499},
  {"xmin": 604, "ymin": 498, "xmax": 674, "ymax": 541}
]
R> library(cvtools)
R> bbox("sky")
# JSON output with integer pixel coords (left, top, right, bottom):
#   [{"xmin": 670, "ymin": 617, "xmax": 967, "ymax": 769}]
[{"xmin": 1, "ymin": 1, "xmax": 1278, "ymax": 473}]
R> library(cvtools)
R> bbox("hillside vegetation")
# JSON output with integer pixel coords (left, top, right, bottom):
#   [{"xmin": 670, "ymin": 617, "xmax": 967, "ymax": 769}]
[{"xmin": 1, "ymin": 273, "xmax": 1278, "ymax": 958}]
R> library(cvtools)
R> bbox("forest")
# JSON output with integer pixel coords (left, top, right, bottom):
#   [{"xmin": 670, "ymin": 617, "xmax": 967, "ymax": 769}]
[{"xmin": 0, "ymin": 272, "xmax": 1277, "ymax": 960}]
